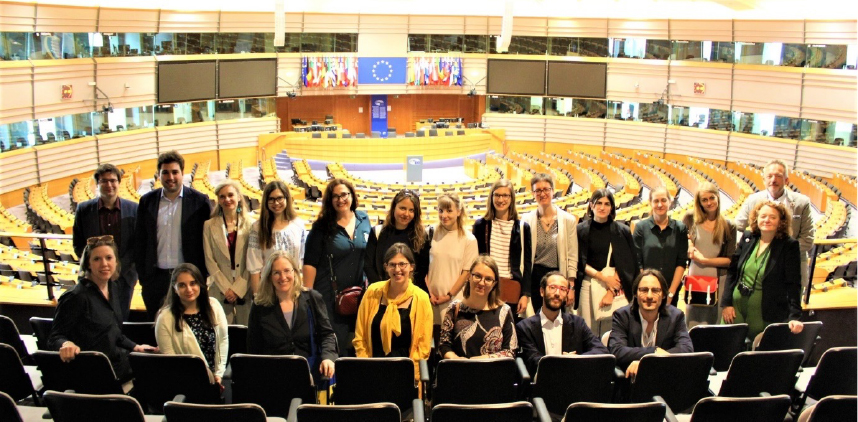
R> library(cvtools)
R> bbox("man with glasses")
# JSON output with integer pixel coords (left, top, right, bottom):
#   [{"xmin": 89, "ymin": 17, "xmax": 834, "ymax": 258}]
[
  {"xmin": 73, "ymin": 163, "xmax": 139, "ymax": 320},
  {"xmin": 516, "ymin": 271, "xmax": 607, "ymax": 375},
  {"xmin": 609, "ymin": 269, "xmax": 693, "ymax": 379}
]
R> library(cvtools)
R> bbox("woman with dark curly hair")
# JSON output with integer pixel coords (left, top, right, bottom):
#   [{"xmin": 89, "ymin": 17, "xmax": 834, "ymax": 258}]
[{"xmin": 364, "ymin": 189, "xmax": 430, "ymax": 291}]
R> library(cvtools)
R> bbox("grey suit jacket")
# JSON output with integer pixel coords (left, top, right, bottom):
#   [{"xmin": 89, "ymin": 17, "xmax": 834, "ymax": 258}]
[
  {"xmin": 734, "ymin": 189, "xmax": 815, "ymax": 256},
  {"xmin": 202, "ymin": 216, "xmax": 252, "ymax": 299},
  {"xmin": 72, "ymin": 197, "xmax": 138, "ymax": 287}
]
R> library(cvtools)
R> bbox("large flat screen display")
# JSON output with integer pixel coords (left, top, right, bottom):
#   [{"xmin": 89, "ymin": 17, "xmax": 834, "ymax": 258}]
[
  {"xmin": 547, "ymin": 62, "xmax": 607, "ymax": 99},
  {"xmin": 157, "ymin": 61, "xmax": 217, "ymax": 104},
  {"xmin": 486, "ymin": 59, "xmax": 546, "ymax": 96},
  {"xmin": 219, "ymin": 59, "xmax": 277, "ymax": 98}
]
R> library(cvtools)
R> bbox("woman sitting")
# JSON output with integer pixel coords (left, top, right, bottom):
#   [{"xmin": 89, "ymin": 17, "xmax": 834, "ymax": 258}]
[
  {"xmin": 354, "ymin": 243, "xmax": 433, "ymax": 379},
  {"xmin": 247, "ymin": 251, "xmax": 337, "ymax": 380},
  {"xmin": 155, "ymin": 263, "xmax": 229, "ymax": 387},
  {"xmin": 439, "ymin": 255, "xmax": 518, "ymax": 359}
]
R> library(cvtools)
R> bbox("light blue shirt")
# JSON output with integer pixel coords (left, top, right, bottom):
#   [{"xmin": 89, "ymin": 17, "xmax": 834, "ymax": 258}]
[{"xmin": 157, "ymin": 185, "xmax": 184, "ymax": 269}]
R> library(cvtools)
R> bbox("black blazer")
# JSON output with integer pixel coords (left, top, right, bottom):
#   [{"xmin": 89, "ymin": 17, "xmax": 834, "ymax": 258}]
[
  {"xmin": 133, "ymin": 186, "xmax": 211, "ymax": 282},
  {"xmin": 609, "ymin": 304, "xmax": 693, "ymax": 369},
  {"xmin": 246, "ymin": 289, "xmax": 338, "ymax": 363},
  {"xmin": 472, "ymin": 218, "xmax": 533, "ymax": 295},
  {"xmin": 575, "ymin": 219, "xmax": 639, "ymax": 305},
  {"xmin": 721, "ymin": 231, "xmax": 802, "ymax": 322},
  {"xmin": 515, "ymin": 312, "xmax": 608, "ymax": 374},
  {"xmin": 72, "ymin": 198, "xmax": 138, "ymax": 287}
]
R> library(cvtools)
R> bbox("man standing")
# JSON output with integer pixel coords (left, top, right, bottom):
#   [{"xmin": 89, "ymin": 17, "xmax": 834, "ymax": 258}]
[
  {"xmin": 735, "ymin": 159, "xmax": 815, "ymax": 289},
  {"xmin": 516, "ymin": 271, "xmax": 607, "ymax": 375},
  {"xmin": 134, "ymin": 151, "xmax": 211, "ymax": 320},
  {"xmin": 72, "ymin": 164, "xmax": 138, "ymax": 321}
]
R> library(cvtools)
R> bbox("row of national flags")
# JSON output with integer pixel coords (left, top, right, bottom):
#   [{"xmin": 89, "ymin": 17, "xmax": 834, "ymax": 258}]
[
  {"xmin": 407, "ymin": 57, "xmax": 463, "ymax": 86},
  {"xmin": 301, "ymin": 56, "xmax": 464, "ymax": 87},
  {"xmin": 302, "ymin": 57, "xmax": 358, "ymax": 88}
]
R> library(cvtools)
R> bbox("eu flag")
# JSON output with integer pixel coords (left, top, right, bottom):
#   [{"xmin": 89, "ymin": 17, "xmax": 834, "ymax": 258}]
[{"xmin": 357, "ymin": 57, "xmax": 407, "ymax": 84}]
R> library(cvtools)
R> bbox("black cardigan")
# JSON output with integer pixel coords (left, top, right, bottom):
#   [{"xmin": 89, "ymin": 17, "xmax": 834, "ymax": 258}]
[
  {"xmin": 721, "ymin": 231, "xmax": 802, "ymax": 322},
  {"xmin": 575, "ymin": 219, "xmax": 640, "ymax": 306},
  {"xmin": 472, "ymin": 218, "xmax": 533, "ymax": 296},
  {"xmin": 363, "ymin": 225, "xmax": 431, "ymax": 290},
  {"xmin": 247, "ymin": 289, "xmax": 338, "ymax": 362}
]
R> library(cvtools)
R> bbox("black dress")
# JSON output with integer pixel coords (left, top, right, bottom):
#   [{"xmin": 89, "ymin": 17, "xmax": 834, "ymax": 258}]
[
  {"xmin": 438, "ymin": 302, "xmax": 517, "ymax": 358},
  {"xmin": 370, "ymin": 303, "xmax": 412, "ymax": 357}
]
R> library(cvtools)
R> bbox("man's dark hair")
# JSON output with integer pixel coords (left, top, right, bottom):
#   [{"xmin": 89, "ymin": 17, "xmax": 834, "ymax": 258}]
[
  {"xmin": 539, "ymin": 270, "xmax": 568, "ymax": 291},
  {"xmin": 93, "ymin": 163, "xmax": 122, "ymax": 183},
  {"xmin": 157, "ymin": 150, "xmax": 185, "ymax": 172}
]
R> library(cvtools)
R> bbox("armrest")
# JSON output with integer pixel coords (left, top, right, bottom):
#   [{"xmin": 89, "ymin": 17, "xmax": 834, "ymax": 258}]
[
  {"xmin": 171, "ymin": 394, "xmax": 186, "ymax": 403},
  {"xmin": 533, "ymin": 397, "xmax": 552, "ymax": 422},
  {"xmin": 287, "ymin": 397, "xmax": 302, "ymax": 422},
  {"xmin": 654, "ymin": 395, "xmax": 677, "ymax": 422},
  {"xmin": 412, "ymin": 398, "xmax": 425, "ymax": 422},
  {"xmin": 419, "ymin": 359, "xmax": 430, "ymax": 383},
  {"xmin": 710, "ymin": 367, "xmax": 717, "ymax": 376},
  {"xmin": 515, "ymin": 357, "xmax": 531, "ymax": 384},
  {"xmin": 760, "ymin": 392, "xmax": 771, "ymax": 397},
  {"xmin": 614, "ymin": 366, "xmax": 625, "ymax": 379},
  {"xmin": 222, "ymin": 365, "xmax": 232, "ymax": 380}
]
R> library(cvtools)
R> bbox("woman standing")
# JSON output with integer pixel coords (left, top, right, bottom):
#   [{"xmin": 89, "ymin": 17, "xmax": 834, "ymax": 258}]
[
  {"xmin": 633, "ymin": 186, "xmax": 689, "ymax": 307},
  {"xmin": 576, "ymin": 189, "xmax": 639, "ymax": 336},
  {"xmin": 682, "ymin": 183, "xmax": 737, "ymax": 327},
  {"xmin": 722, "ymin": 202, "xmax": 803, "ymax": 339},
  {"xmin": 426, "ymin": 193, "xmax": 479, "ymax": 327},
  {"xmin": 247, "ymin": 251, "xmax": 337, "ymax": 380},
  {"xmin": 248, "ymin": 180, "xmax": 307, "ymax": 294},
  {"xmin": 364, "ymin": 190, "xmax": 430, "ymax": 292},
  {"xmin": 303, "ymin": 178, "xmax": 371, "ymax": 356},
  {"xmin": 438, "ymin": 255, "xmax": 518, "ymax": 359},
  {"xmin": 522, "ymin": 173, "xmax": 578, "ymax": 314},
  {"xmin": 203, "ymin": 180, "xmax": 252, "ymax": 324},
  {"xmin": 472, "ymin": 179, "xmax": 532, "ymax": 319},
  {"xmin": 155, "ymin": 263, "xmax": 229, "ymax": 387},
  {"xmin": 354, "ymin": 243, "xmax": 432, "ymax": 380}
]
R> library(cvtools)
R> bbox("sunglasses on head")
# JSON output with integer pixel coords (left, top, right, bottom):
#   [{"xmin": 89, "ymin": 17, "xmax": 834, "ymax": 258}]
[{"xmin": 86, "ymin": 235, "xmax": 114, "ymax": 245}]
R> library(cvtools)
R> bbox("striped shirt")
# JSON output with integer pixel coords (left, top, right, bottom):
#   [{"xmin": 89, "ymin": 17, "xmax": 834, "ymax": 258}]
[{"xmin": 490, "ymin": 219, "xmax": 515, "ymax": 278}]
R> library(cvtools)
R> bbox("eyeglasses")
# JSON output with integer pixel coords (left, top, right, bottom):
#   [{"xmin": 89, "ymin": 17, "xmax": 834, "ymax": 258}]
[
  {"xmin": 533, "ymin": 188, "xmax": 553, "ymax": 195},
  {"xmin": 493, "ymin": 193, "xmax": 511, "ymax": 199},
  {"xmin": 333, "ymin": 192, "xmax": 352, "ymax": 201},
  {"xmin": 98, "ymin": 178, "xmax": 119, "ymax": 185},
  {"xmin": 272, "ymin": 268, "xmax": 294, "ymax": 277},
  {"xmin": 471, "ymin": 273, "xmax": 496, "ymax": 284},
  {"xmin": 86, "ymin": 235, "xmax": 114, "ymax": 245},
  {"xmin": 267, "ymin": 196, "xmax": 286, "ymax": 204},
  {"xmin": 386, "ymin": 262, "xmax": 412, "ymax": 269},
  {"xmin": 637, "ymin": 287, "xmax": 663, "ymax": 295},
  {"xmin": 546, "ymin": 285, "xmax": 569, "ymax": 294}
]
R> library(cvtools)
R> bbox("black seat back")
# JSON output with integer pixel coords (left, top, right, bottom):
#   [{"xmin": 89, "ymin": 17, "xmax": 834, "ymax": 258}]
[
  {"xmin": 296, "ymin": 402, "xmax": 400, "ymax": 422},
  {"xmin": 719, "ymin": 350, "xmax": 804, "ymax": 397},
  {"xmin": 28, "ymin": 317, "xmax": 52, "ymax": 351},
  {"xmin": 43, "ymin": 390, "xmax": 145, "ymax": 422},
  {"xmin": 0, "ymin": 344, "xmax": 38, "ymax": 402},
  {"xmin": 121, "ymin": 322, "xmax": 156, "ymax": 348},
  {"xmin": 226, "ymin": 325, "xmax": 247, "ymax": 362},
  {"xmin": 563, "ymin": 401, "xmax": 666, "ymax": 422},
  {"xmin": 805, "ymin": 395, "xmax": 858, "ymax": 421},
  {"xmin": 756, "ymin": 321, "xmax": 823, "ymax": 366},
  {"xmin": 431, "ymin": 401, "xmax": 532, "ymax": 422},
  {"xmin": 229, "ymin": 354, "xmax": 315, "ymax": 418},
  {"xmin": 333, "ymin": 357, "xmax": 417, "ymax": 412},
  {"xmin": 0, "ymin": 316, "xmax": 32, "ymax": 365},
  {"xmin": 433, "ymin": 358, "xmax": 518, "ymax": 405},
  {"xmin": 533, "ymin": 354, "xmax": 616, "ymax": 415},
  {"xmin": 688, "ymin": 395, "xmax": 791, "ymax": 422},
  {"xmin": 0, "ymin": 391, "xmax": 23, "ymax": 422},
  {"xmin": 805, "ymin": 347, "xmax": 857, "ymax": 400},
  {"xmin": 163, "ymin": 401, "xmax": 268, "ymax": 422},
  {"xmin": 128, "ymin": 352, "xmax": 219, "ymax": 413},
  {"xmin": 689, "ymin": 323, "xmax": 749, "ymax": 371},
  {"xmin": 33, "ymin": 350, "xmax": 123, "ymax": 395},
  {"xmin": 630, "ymin": 352, "xmax": 713, "ymax": 413}
]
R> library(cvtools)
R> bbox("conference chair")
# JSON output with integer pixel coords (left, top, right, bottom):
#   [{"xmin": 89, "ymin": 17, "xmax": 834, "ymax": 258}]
[
  {"xmin": 531, "ymin": 354, "xmax": 617, "ymax": 417},
  {"xmin": 417, "ymin": 130, "xmax": 425, "ymax": 137},
  {"xmin": 797, "ymin": 395, "xmax": 857, "ymax": 422},
  {"xmin": 43, "ymin": 390, "xmax": 159, "ymax": 422},
  {"xmin": 332, "ymin": 357, "xmax": 424, "ymax": 416},
  {"xmin": 326, "ymin": 133, "xmax": 336, "ymax": 139},
  {"xmin": 33, "ymin": 350, "xmax": 125, "ymax": 395},
  {"xmin": 689, "ymin": 324, "xmax": 749, "ymax": 372},
  {"xmin": 561, "ymin": 401, "xmax": 667, "ymax": 422},
  {"xmin": 371, "ymin": 131, "xmax": 381, "ymax": 138},
  {"xmin": 793, "ymin": 347, "xmax": 857, "ymax": 412},
  {"xmin": 121, "ymin": 322, "xmax": 156, "ymax": 347},
  {"xmin": 288, "ymin": 399, "xmax": 404, "ymax": 422},
  {"xmin": 629, "ymin": 352, "xmax": 714, "ymax": 414},
  {"xmin": 0, "ymin": 316, "xmax": 33, "ymax": 365},
  {"xmin": 601, "ymin": 330, "xmax": 611, "ymax": 347},
  {"xmin": 445, "ymin": 131, "xmax": 453, "ymax": 136},
  {"xmin": 1, "ymin": 390, "xmax": 46, "ymax": 422},
  {"xmin": 16, "ymin": 270, "xmax": 33, "ymax": 283},
  {"xmin": 0, "ymin": 344, "xmax": 41, "ymax": 405},
  {"xmin": 227, "ymin": 325, "xmax": 247, "ymax": 363},
  {"xmin": 431, "ymin": 400, "xmax": 549, "ymax": 422},
  {"xmin": 429, "ymin": 129, "xmax": 438, "ymax": 136},
  {"xmin": 669, "ymin": 394, "xmax": 792, "ymax": 422},
  {"xmin": 229, "ymin": 354, "xmax": 316, "ymax": 418},
  {"xmin": 432, "ymin": 357, "xmax": 530, "ymax": 406},
  {"xmin": 163, "ymin": 400, "xmax": 284, "ymax": 422},
  {"xmin": 28, "ymin": 317, "xmax": 52, "ymax": 351},
  {"xmin": 311, "ymin": 133, "xmax": 321, "ymax": 139},
  {"xmin": 0, "ymin": 263, "xmax": 14, "ymax": 277},
  {"xmin": 387, "ymin": 128, "xmax": 396, "ymax": 137},
  {"xmin": 754, "ymin": 321, "xmax": 823, "ymax": 367},
  {"xmin": 405, "ymin": 132, "xmax": 415, "ymax": 137},
  {"xmin": 342, "ymin": 133, "xmax": 351, "ymax": 138},
  {"xmin": 128, "ymin": 353, "xmax": 221, "ymax": 414},
  {"xmin": 355, "ymin": 133, "xmax": 365, "ymax": 138},
  {"xmin": 715, "ymin": 350, "xmax": 804, "ymax": 397},
  {"xmin": 457, "ymin": 130, "xmax": 466, "ymax": 135}
]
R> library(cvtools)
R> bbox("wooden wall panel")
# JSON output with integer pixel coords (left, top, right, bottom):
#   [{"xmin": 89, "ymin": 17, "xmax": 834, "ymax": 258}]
[
  {"xmin": 547, "ymin": 18, "xmax": 608, "ymax": 38},
  {"xmin": 608, "ymin": 19, "xmax": 669, "ymax": 39},
  {"xmin": 796, "ymin": 142, "xmax": 856, "ymax": 178},
  {"xmin": 156, "ymin": 122, "xmax": 218, "ymax": 155},
  {"xmin": 804, "ymin": 20, "xmax": 857, "ymax": 45},
  {"xmin": 668, "ymin": 61, "xmax": 732, "ymax": 109},
  {"xmin": 0, "ymin": 1, "xmax": 36, "ymax": 32},
  {"xmin": 304, "ymin": 13, "xmax": 359, "ymax": 33},
  {"xmin": 218, "ymin": 117, "xmax": 278, "ymax": 150},
  {"xmin": 32, "ymin": 59, "xmax": 95, "ymax": 120},
  {"xmin": 734, "ymin": 20, "xmax": 804, "ymax": 43},
  {"xmin": 464, "ymin": 16, "xmax": 488, "ymax": 35},
  {"xmin": 219, "ymin": 11, "xmax": 275, "ymax": 33},
  {"xmin": 483, "ymin": 114, "xmax": 545, "ymax": 142},
  {"xmin": 801, "ymin": 71, "xmax": 857, "ymax": 122},
  {"xmin": 159, "ymin": 10, "xmax": 219, "ymax": 33},
  {"xmin": 727, "ymin": 133, "xmax": 797, "ymax": 168},
  {"xmin": 408, "ymin": 15, "xmax": 465, "ymax": 35},
  {"xmin": 669, "ymin": 19, "xmax": 732, "ymax": 42},
  {"xmin": 605, "ymin": 120, "xmax": 665, "ymax": 154},
  {"xmin": 0, "ymin": 61, "xmax": 33, "ymax": 125},
  {"xmin": 217, "ymin": 146, "xmax": 258, "ymax": 170},
  {"xmin": 96, "ymin": 128, "xmax": 158, "ymax": 167},
  {"xmin": 98, "ymin": 7, "xmax": 159, "ymax": 33},
  {"xmin": 358, "ymin": 14, "xmax": 408, "ymax": 34},
  {"xmin": 545, "ymin": 117, "xmax": 605, "ymax": 146},
  {"xmin": 0, "ymin": 149, "xmax": 38, "ymax": 193},
  {"xmin": 732, "ymin": 66, "xmax": 803, "ymax": 115},
  {"xmin": 606, "ymin": 60, "xmax": 669, "ymax": 103},
  {"xmin": 94, "ymin": 57, "xmax": 157, "ymax": 110},
  {"xmin": 35, "ymin": 4, "xmax": 97, "ymax": 33},
  {"xmin": 512, "ymin": 17, "xmax": 548, "ymax": 36},
  {"xmin": 34, "ymin": 138, "xmax": 98, "ymax": 182},
  {"xmin": 665, "ymin": 126, "xmax": 729, "ymax": 162}
]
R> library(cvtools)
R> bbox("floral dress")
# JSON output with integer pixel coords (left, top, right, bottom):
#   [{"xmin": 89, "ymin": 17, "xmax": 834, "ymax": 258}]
[{"xmin": 437, "ymin": 301, "xmax": 517, "ymax": 358}]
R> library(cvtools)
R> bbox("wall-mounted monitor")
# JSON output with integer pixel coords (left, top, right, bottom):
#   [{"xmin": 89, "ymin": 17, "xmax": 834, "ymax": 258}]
[
  {"xmin": 219, "ymin": 58, "xmax": 277, "ymax": 99},
  {"xmin": 486, "ymin": 59, "xmax": 546, "ymax": 96},
  {"xmin": 547, "ymin": 62, "xmax": 607, "ymax": 99},
  {"xmin": 157, "ymin": 60, "xmax": 217, "ymax": 104}
]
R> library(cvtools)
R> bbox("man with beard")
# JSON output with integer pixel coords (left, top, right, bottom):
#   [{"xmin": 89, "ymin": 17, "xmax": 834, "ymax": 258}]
[
  {"xmin": 516, "ymin": 271, "xmax": 607, "ymax": 375},
  {"xmin": 609, "ymin": 269, "xmax": 693, "ymax": 379}
]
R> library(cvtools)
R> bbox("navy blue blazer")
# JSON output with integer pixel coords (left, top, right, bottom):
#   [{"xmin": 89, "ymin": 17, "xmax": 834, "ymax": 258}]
[
  {"xmin": 133, "ymin": 186, "xmax": 211, "ymax": 282},
  {"xmin": 609, "ymin": 304, "xmax": 693, "ymax": 369},
  {"xmin": 516, "ymin": 311, "xmax": 608, "ymax": 374},
  {"xmin": 472, "ymin": 218, "xmax": 533, "ymax": 296},
  {"xmin": 72, "ymin": 197, "xmax": 138, "ymax": 287}
]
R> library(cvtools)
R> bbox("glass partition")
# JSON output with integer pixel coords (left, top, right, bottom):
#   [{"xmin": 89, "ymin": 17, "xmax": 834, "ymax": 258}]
[
  {"xmin": 609, "ymin": 38, "xmax": 671, "ymax": 59},
  {"xmin": 490, "ymin": 36, "xmax": 549, "ymax": 55},
  {"xmin": 670, "ymin": 41, "xmax": 735, "ymax": 63},
  {"xmin": 549, "ymin": 37, "xmax": 610, "ymax": 57}
]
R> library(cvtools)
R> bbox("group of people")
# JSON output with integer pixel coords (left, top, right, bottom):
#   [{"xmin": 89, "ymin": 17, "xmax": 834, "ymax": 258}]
[{"xmin": 48, "ymin": 150, "xmax": 813, "ymax": 391}]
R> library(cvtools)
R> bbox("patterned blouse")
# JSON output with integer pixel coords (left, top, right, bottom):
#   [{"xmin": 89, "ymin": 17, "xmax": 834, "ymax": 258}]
[
  {"xmin": 438, "ymin": 301, "xmax": 517, "ymax": 359},
  {"xmin": 182, "ymin": 313, "xmax": 216, "ymax": 371}
]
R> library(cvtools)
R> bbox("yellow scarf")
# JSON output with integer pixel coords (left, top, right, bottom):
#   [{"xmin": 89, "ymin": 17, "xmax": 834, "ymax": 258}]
[{"xmin": 380, "ymin": 281, "xmax": 416, "ymax": 355}]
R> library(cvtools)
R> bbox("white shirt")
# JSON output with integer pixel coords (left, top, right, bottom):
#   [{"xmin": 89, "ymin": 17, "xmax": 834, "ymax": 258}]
[
  {"xmin": 766, "ymin": 189, "xmax": 791, "ymax": 209},
  {"xmin": 639, "ymin": 310, "xmax": 659, "ymax": 349},
  {"xmin": 540, "ymin": 308, "xmax": 564, "ymax": 356},
  {"xmin": 157, "ymin": 186, "xmax": 184, "ymax": 269}
]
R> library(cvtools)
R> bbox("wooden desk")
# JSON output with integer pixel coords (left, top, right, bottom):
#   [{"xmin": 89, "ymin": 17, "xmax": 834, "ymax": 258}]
[
  {"xmin": 803, "ymin": 286, "xmax": 857, "ymax": 365},
  {"xmin": 293, "ymin": 124, "xmax": 342, "ymax": 132}
]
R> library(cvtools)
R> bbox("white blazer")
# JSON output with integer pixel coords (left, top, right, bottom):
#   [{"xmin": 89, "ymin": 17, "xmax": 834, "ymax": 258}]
[
  {"xmin": 522, "ymin": 205, "xmax": 579, "ymax": 279},
  {"xmin": 155, "ymin": 297, "xmax": 229, "ymax": 381},
  {"xmin": 203, "ymin": 216, "xmax": 252, "ymax": 299}
]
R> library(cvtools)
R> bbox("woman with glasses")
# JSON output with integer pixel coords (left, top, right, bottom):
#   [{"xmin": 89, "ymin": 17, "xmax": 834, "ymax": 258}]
[
  {"xmin": 304, "ymin": 178, "xmax": 371, "ymax": 356},
  {"xmin": 439, "ymin": 255, "xmax": 518, "ymax": 359},
  {"xmin": 247, "ymin": 251, "xmax": 337, "ymax": 381},
  {"xmin": 354, "ymin": 243, "xmax": 432, "ymax": 380},
  {"xmin": 576, "ymin": 189, "xmax": 639, "ymax": 337},
  {"xmin": 427, "ymin": 193, "xmax": 478, "ymax": 327},
  {"xmin": 522, "ymin": 173, "xmax": 578, "ymax": 315},
  {"xmin": 633, "ymin": 186, "xmax": 689, "ymax": 307},
  {"xmin": 472, "ymin": 179, "xmax": 532, "ymax": 320},
  {"xmin": 248, "ymin": 180, "xmax": 307, "ymax": 294},
  {"xmin": 202, "ymin": 180, "xmax": 252, "ymax": 324},
  {"xmin": 364, "ymin": 190, "xmax": 431, "ymax": 292},
  {"xmin": 49, "ymin": 235, "xmax": 157, "ymax": 382}
]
